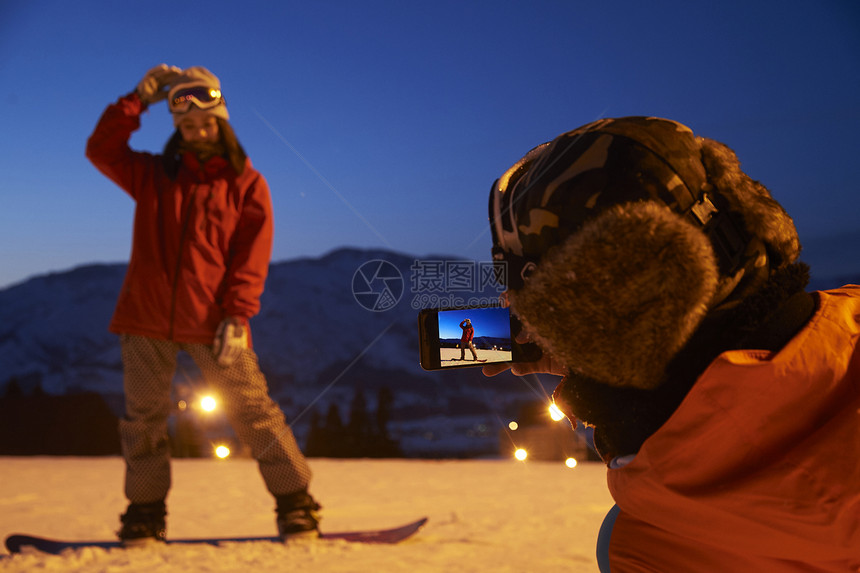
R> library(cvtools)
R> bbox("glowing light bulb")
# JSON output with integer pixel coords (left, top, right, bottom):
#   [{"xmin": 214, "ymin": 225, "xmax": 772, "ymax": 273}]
[
  {"xmin": 200, "ymin": 396, "xmax": 217, "ymax": 412},
  {"xmin": 514, "ymin": 448, "xmax": 528, "ymax": 461},
  {"xmin": 508, "ymin": 421, "xmax": 519, "ymax": 431},
  {"xmin": 215, "ymin": 445, "xmax": 230, "ymax": 459},
  {"xmin": 565, "ymin": 457, "xmax": 578, "ymax": 468},
  {"xmin": 549, "ymin": 403, "xmax": 565, "ymax": 422}
]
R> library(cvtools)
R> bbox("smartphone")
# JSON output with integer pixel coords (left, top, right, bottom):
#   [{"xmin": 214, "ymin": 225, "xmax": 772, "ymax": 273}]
[{"xmin": 418, "ymin": 304, "xmax": 543, "ymax": 370}]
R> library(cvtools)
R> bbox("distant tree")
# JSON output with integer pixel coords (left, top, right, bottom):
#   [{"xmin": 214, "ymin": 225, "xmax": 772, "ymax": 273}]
[
  {"xmin": 376, "ymin": 386, "xmax": 393, "ymax": 436},
  {"xmin": 370, "ymin": 386, "xmax": 402, "ymax": 458},
  {"xmin": 305, "ymin": 389, "xmax": 402, "ymax": 458},
  {"xmin": 32, "ymin": 381, "xmax": 47, "ymax": 398},
  {"xmin": 304, "ymin": 409, "xmax": 326, "ymax": 457},
  {"xmin": 346, "ymin": 389, "xmax": 372, "ymax": 455},
  {"xmin": 305, "ymin": 403, "xmax": 349, "ymax": 457},
  {"xmin": 325, "ymin": 403, "xmax": 346, "ymax": 440},
  {"xmin": 0, "ymin": 392, "xmax": 121, "ymax": 455},
  {"xmin": 3, "ymin": 378, "xmax": 23, "ymax": 399}
]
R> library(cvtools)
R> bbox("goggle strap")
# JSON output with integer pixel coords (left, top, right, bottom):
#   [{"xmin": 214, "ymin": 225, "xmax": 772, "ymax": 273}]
[{"xmin": 684, "ymin": 192, "xmax": 750, "ymax": 276}]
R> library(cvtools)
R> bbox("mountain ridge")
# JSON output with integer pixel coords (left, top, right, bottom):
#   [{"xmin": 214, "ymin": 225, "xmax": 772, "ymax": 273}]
[
  {"xmin": 1, "ymin": 247, "xmax": 856, "ymax": 456},
  {"xmin": 0, "ymin": 247, "xmax": 533, "ymax": 456}
]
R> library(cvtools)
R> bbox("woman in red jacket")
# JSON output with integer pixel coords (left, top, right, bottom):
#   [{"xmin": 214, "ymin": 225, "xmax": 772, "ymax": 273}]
[
  {"xmin": 458, "ymin": 318, "xmax": 479, "ymax": 361},
  {"xmin": 484, "ymin": 117, "xmax": 860, "ymax": 571},
  {"xmin": 87, "ymin": 65, "xmax": 320, "ymax": 544}
]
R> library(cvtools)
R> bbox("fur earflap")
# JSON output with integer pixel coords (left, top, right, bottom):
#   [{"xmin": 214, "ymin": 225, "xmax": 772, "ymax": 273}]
[
  {"xmin": 509, "ymin": 201, "xmax": 719, "ymax": 390},
  {"xmin": 698, "ymin": 137, "xmax": 800, "ymax": 267}
]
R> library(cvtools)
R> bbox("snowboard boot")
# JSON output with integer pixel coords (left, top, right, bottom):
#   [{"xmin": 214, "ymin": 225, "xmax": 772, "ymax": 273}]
[
  {"xmin": 275, "ymin": 490, "xmax": 321, "ymax": 540},
  {"xmin": 117, "ymin": 501, "xmax": 167, "ymax": 545}
]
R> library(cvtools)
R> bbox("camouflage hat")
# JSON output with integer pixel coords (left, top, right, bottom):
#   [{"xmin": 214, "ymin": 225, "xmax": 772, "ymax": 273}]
[
  {"xmin": 488, "ymin": 116, "xmax": 801, "ymax": 389},
  {"xmin": 489, "ymin": 116, "xmax": 790, "ymax": 290}
]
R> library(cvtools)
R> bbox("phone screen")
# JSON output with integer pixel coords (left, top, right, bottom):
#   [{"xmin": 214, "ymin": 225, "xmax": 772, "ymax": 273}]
[{"xmin": 418, "ymin": 305, "xmax": 542, "ymax": 370}]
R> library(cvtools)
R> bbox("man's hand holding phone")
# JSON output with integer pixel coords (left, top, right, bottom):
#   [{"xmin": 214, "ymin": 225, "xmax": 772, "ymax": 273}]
[{"xmin": 482, "ymin": 331, "xmax": 565, "ymax": 378}]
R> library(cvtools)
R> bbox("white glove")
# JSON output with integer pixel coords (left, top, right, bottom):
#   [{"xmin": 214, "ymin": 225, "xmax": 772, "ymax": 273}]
[
  {"xmin": 136, "ymin": 64, "xmax": 182, "ymax": 105},
  {"xmin": 213, "ymin": 317, "xmax": 249, "ymax": 367}
]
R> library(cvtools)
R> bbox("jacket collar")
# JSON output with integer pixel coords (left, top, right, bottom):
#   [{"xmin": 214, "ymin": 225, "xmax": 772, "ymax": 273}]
[
  {"xmin": 553, "ymin": 263, "xmax": 815, "ymax": 462},
  {"xmin": 180, "ymin": 151, "xmax": 230, "ymax": 180}
]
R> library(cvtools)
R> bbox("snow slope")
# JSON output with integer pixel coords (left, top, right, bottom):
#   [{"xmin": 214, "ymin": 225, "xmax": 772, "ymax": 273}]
[
  {"xmin": 438, "ymin": 347, "xmax": 512, "ymax": 366},
  {"xmin": 0, "ymin": 456, "xmax": 614, "ymax": 572}
]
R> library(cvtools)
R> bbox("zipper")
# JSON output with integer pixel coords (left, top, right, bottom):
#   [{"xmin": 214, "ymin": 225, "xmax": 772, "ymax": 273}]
[{"xmin": 167, "ymin": 182, "xmax": 198, "ymax": 340}]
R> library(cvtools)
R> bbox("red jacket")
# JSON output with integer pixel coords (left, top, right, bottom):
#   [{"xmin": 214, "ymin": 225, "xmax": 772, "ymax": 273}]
[
  {"xmin": 460, "ymin": 322, "xmax": 474, "ymax": 343},
  {"xmin": 607, "ymin": 286, "xmax": 860, "ymax": 571},
  {"xmin": 86, "ymin": 93, "xmax": 273, "ymax": 344}
]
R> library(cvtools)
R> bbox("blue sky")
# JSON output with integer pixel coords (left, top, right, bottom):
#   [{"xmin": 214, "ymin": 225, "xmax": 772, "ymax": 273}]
[
  {"xmin": 438, "ymin": 307, "xmax": 511, "ymax": 340},
  {"xmin": 0, "ymin": 1, "xmax": 858, "ymax": 289}
]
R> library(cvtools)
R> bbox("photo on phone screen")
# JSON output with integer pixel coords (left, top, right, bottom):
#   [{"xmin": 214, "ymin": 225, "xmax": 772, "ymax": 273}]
[{"xmin": 418, "ymin": 304, "xmax": 542, "ymax": 370}]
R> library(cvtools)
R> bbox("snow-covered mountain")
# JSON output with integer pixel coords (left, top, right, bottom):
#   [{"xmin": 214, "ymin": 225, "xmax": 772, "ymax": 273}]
[{"xmin": 0, "ymin": 248, "xmax": 553, "ymax": 456}]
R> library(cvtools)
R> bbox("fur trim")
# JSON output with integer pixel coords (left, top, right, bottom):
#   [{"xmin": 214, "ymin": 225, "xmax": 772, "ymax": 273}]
[
  {"xmin": 698, "ymin": 137, "xmax": 801, "ymax": 267},
  {"xmin": 509, "ymin": 201, "xmax": 719, "ymax": 390},
  {"xmin": 551, "ymin": 263, "xmax": 813, "ymax": 459}
]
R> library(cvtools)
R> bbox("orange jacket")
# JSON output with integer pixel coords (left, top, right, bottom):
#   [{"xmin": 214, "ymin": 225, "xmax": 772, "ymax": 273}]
[
  {"xmin": 607, "ymin": 286, "xmax": 860, "ymax": 571},
  {"xmin": 86, "ymin": 93, "xmax": 273, "ymax": 344}
]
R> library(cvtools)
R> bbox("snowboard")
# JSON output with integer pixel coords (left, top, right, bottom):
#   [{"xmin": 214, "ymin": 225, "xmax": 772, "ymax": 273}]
[{"xmin": 5, "ymin": 517, "xmax": 428, "ymax": 555}]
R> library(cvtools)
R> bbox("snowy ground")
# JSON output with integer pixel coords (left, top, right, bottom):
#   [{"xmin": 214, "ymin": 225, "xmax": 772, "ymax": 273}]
[
  {"xmin": 0, "ymin": 456, "xmax": 614, "ymax": 572},
  {"xmin": 439, "ymin": 347, "xmax": 512, "ymax": 366}
]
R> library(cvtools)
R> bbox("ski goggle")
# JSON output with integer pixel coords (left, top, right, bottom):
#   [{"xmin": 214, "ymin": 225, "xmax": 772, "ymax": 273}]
[
  {"xmin": 169, "ymin": 85, "xmax": 225, "ymax": 114},
  {"xmin": 488, "ymin": 142, "xmax": 549, "ymax": 290}
]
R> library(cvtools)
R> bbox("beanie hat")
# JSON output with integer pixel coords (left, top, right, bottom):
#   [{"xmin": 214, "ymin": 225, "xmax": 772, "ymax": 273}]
[
  {"xmin": 167, "ymin": 66, "xmax": 229, "ymax": 126},
  {"xmin": 489, "ymin": 116, "xmax": 801, "ymax": 390}
]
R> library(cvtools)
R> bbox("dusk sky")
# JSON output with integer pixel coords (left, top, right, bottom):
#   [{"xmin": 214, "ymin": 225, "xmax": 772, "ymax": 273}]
[
  {"xmin": 438, "ymin": 306, "xmax": 511, "ymax": 340},
  {"xmin": 1, "ymin": 1, "xmax": 858, "ymax": 290}
]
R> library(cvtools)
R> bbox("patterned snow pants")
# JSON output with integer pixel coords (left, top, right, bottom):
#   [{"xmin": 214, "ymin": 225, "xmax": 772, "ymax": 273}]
[{"xmin": 119, "ymin": 334, "xmax": 311, "ymax": 504}]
